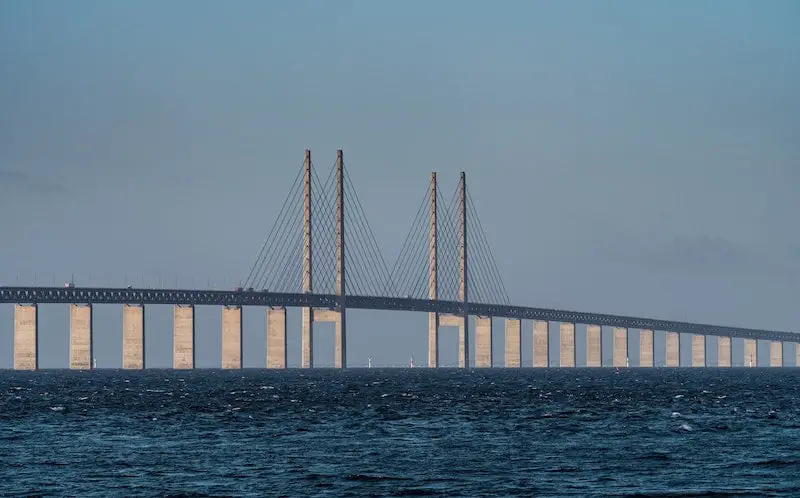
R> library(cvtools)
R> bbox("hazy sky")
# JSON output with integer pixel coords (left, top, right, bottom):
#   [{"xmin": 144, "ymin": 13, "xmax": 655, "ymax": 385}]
[{"xmin": 1, "ymin": 1, "xmax": 798, "ymax": 368}]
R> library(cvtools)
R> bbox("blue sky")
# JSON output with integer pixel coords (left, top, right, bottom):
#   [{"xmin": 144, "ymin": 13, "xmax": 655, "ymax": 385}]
[{"xmin": 0, "ymin": 1, "xmax": 798, "ymax": 368}]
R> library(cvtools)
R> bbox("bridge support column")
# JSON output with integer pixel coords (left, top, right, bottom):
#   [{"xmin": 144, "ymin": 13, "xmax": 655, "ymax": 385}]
[
  {"xmin": 613, "ymin": 327, "xmax": 628, "ymax": 367},
  {"xmin": 122, "ymin": 304, "xmax": 145, "ymax": 369},
  {"xmin": 533, "ymin": 320, "xmax": 549, "ymax": 367},
  {"xmin": 313, "ymin": 308, "xmax": 345, "ymax": 368},
  {"xmin": 586, "ymin": 325, "xmax": 601, "ymax": 367},
  {"xmin": 266, "ymin": 306, "xmax": 287, "ymax": 369},
  {"xmin": 691, "ymin": 335, "xmax": 705, "ymax": 366},
  {"xmin": 503, "ymin": 318, "xmax": 520, "ymax": 367},
  {"xmin": 559, "ymin": 322, "xmax": 575, "ymax": 367},
  {"xmin": 665, "ymin": 332, "xmax": 679, "ymax": 367},
  {"xmin": 69, "ymin": 304, "xmax": 92, "ymax": 370},
  {"xmin": 14, "ymin": 304, "xmax": 38, "ymax": 370},
  {"xmin": 334, "ymin": 311, "xmax": 346, "ymax": 369},
  {"xmin": 717, "ymin": 336, "xmax": 731, "ymax": 367},
  {"xmin": 440, "ymin": 313, "xmax": 467, "ymax": 367},
  {"xmin": 639, "ymin": 329, "xmax": 654, "ymax": 367},
  {"xmin": 221, "ymin": 305, "xmax": 242, "ymax": 369},
  {"xmin": 302, "ymin": 309, "xmax": 313, "ymax": 368},
  {"xmin": 796, "ymin": 343, "xmax": 800, "ymax": 368},
  {"xmin": 428, "ymin": 313, "xmax": 439, "ymax": 368},
  {"xmin": 475, "ymin": 316, "xmax": 492, "ymax": 368},
  {"xmin": 173, "ymin": 304, "xmax": 194, "ymax": 369},
  {"xmin": 769, "ymin": 341, "xmax": 782, "ymax": 367},
  {"xmin": 744, "ymin": 339, "xmax": 756, "ymax": 367}
]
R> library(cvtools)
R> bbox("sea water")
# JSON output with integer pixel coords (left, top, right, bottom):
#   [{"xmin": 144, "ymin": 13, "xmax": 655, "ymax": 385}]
[{"xmin": 1, "ymin": 368, "xmax": 799, "ymax": 496}]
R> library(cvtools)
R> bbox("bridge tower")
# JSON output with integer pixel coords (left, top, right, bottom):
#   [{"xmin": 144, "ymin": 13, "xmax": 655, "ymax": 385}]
[
  {"xmin": 299, "ymin": 149, "xmax": 347, "ymax": 368},
  {"xmin": 301, "ymin": 149, "xmax": 314, "ymax": 368},
  {"xmin": 334, "ymin": 149, "xmax": 347, "ymax": 369},
  {"xmin": 427, "ymin": 172, "xmax": 439, "ymax": 367},
  {"xmin": 429, "ymin": 172, "xmax": 470, "ymax": 368}
]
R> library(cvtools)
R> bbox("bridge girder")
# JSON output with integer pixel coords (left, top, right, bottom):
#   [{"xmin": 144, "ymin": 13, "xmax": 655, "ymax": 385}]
[{"xmin": 0, "ymin": 286, "xmax": 796, "ymax": 343}]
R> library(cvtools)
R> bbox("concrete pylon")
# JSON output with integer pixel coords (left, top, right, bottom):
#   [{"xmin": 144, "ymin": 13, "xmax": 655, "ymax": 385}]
[
  {"xmin": 533, "ymin": 320, "xmax": 549, "ymax": 367},
  {"xmin": 612, "ymin": 327, "xmax": 627, "ymax": 367},
  {"xmin": 717, "ymin": 336, "xmax": 731, "ymax": 367},
  {"xmin": 266, "ymin": 306, "xmax": 287, "ymax": 369},
  {"xmin": 14, "ymin": 304, "xmax": 38, "ymax": 370},
  {"xmin": 744, "ymin": 339, "xmax": 756, "ymax": 367},
  {"xmin": 173, "ymin": 304, "xmax": 194, "ymax": 369},
  {"xmin": 559, "ymin": 322, "xmax": 575, "ymax": 367},
  {"xmin": 504, "ymin": 318, "xmax": 520, "ymax": 367},
  {"xmin": 475, "ymin": 316, "xmax": 493, "ymax": 367},
  {"xmin": 769, "ymin": 341, "xmax": 782, "ymax": 367},
  {"xmin": 69, "ymin": 304, "xmax": 92, "ymax": 370},
  {"xmin": 301, "ymin": 149, "xmax": 314, "ymax": 368},
  {"xmin": 691, "ymin": 334, "xmax": 705, "ymax": 367},
  {"xmin": 122, "ymin": 304, "xmax": 145, "ymax": 369},
  {"xmin": 458, "ymin": 172, "xmax": 469, "ymax": 369},
  {"xmin": 221, "ymin": 305, "xmax": 242, "ymax": 369},
  {"xmin": 639, "ymin": 329, "xmax": 654, "ymax": 367},
  {"xmin": 586, "ymin": 325, "xmax": 601, "ymax": 367},
  {"xmin": 665, "ymin": 332, "xmax": 679, "ymax": 367},
  {"xmin": 427, "ymin": 172, "xmax": 439, "ymax": 368},
  {"xmin": 334, "ymin": 149, "xmax": 347, "ymax": 369}
]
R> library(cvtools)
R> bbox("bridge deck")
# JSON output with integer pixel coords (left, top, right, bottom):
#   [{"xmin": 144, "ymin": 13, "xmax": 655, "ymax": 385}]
[{"xmin": 0, "ymin": 286, "xmax": 796, "ymax": 343}]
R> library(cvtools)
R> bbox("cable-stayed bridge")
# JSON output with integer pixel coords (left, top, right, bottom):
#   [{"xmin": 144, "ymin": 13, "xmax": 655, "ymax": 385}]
[{"xmin": 1, "ymin": 150, "xmax": 798, "ymax": 370}]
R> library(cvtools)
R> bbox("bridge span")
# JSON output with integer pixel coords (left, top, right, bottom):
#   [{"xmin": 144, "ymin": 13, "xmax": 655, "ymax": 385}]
[
  {"xmin": 3, "ymin": 149, "xmax": 796, "ymax": 370},
  {"xmin": 2, "ymin": 285, "xmax": 798, "ymax": 370}
]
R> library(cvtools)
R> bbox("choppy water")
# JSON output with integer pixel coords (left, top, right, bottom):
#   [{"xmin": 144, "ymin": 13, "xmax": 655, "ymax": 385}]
[{"xmin": 1, "ymin": 369, "xmax": 800, "ymax": 497}]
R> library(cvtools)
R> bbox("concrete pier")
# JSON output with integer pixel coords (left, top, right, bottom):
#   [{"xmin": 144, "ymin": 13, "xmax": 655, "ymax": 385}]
[
  {"xmin": 14, "ymin": 304, "xmax": 38, "ymax": 370},
  {"xmin": 440, "ymin": 313, "xmax": 467, "ymax": 367},
  {"xmin": 533, "ymin": 321, "xmax": 549, "ymax": 367},
  {"xmin": 69, "ymin": 304, "xmax": 92, "ymax": 370},
  {"xmin": 559, "ymin": 322, "xmax": 575, "ymax": 367},
  {"xmin": 221, "ymin": 305, "xmax": 242, "ymax": 369},
  {"xmin": 173, "ymin": 304, "xmax": 194, "ymax": 369},
  {"xmin": 797, "ymin": 343, "xmax": 800, "ymax": 369},
  {"xmin": 691, "ymin": 335, "xmax": 705, "ymax": 366},
  {"xmin": 665, "ymin": 332, "xmax": 679, "ymax": 367},
  {"xmin": 334, "ymin": 311, "xmax": 346, "ymax": 369},
  {"xmin": 718, "ymin": 336, "xmax": 731, "ymax": 367},
  {"xmin": 613, "ymin": 327, "xmax": 628, "ymax": 367},
  {"xmin": 744, "ymin": 339, "xmax": 756, "ymax": 367},
  {"xmin": 770, "ymin": 341, "xmax": 782, "ymax": 367},
  {"xmin": 428, "ymin": 313, "xmax": 439, "ymax": 367},
  {"xmin": 475, "ymin": 316, "xmax": 493, "ymax": 368},
  {"xmin": 639, "ymin": 329, "xmax": 654, "ymax": 367},
  {"xmin": 266, "ymin": 306, "xmax": 287, "ymax": 369},
  {"xmin": 301, "ymin": 308, "xmax": 313, "ymax": 368},
  {"xmin": 122, "ymin": 304, "xmax": 145, "ymax": 369},
  {"xmin": 586, "ymin": 325, "xmax": 601, "ymax": 367},
  {"xmin": 504, "ymin": 318, "xmax": 520, "ymax": 368}
]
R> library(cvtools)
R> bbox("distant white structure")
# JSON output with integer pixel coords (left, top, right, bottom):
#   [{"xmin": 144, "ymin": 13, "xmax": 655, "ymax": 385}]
[{"xmin": 368, "ymin": 357, "xmax": 372, "ymax": 368}]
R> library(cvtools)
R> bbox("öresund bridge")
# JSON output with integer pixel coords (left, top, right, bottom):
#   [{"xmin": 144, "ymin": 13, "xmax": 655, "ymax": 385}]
[{"xmin": 2, "ymin": 150, "xmax": 798, "ymax": 370}]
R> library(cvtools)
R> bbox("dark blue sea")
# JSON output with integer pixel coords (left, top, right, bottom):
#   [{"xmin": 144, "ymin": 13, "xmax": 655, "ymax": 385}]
[{"xmin": 1, "ymin": 369, "xmax": 799, "ymax": 497}]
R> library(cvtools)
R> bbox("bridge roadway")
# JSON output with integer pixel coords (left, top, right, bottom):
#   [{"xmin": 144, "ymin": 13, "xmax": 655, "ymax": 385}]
[{"xmin": 1, "ymin": 286, "xmax": 796, "ymax": 343}]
